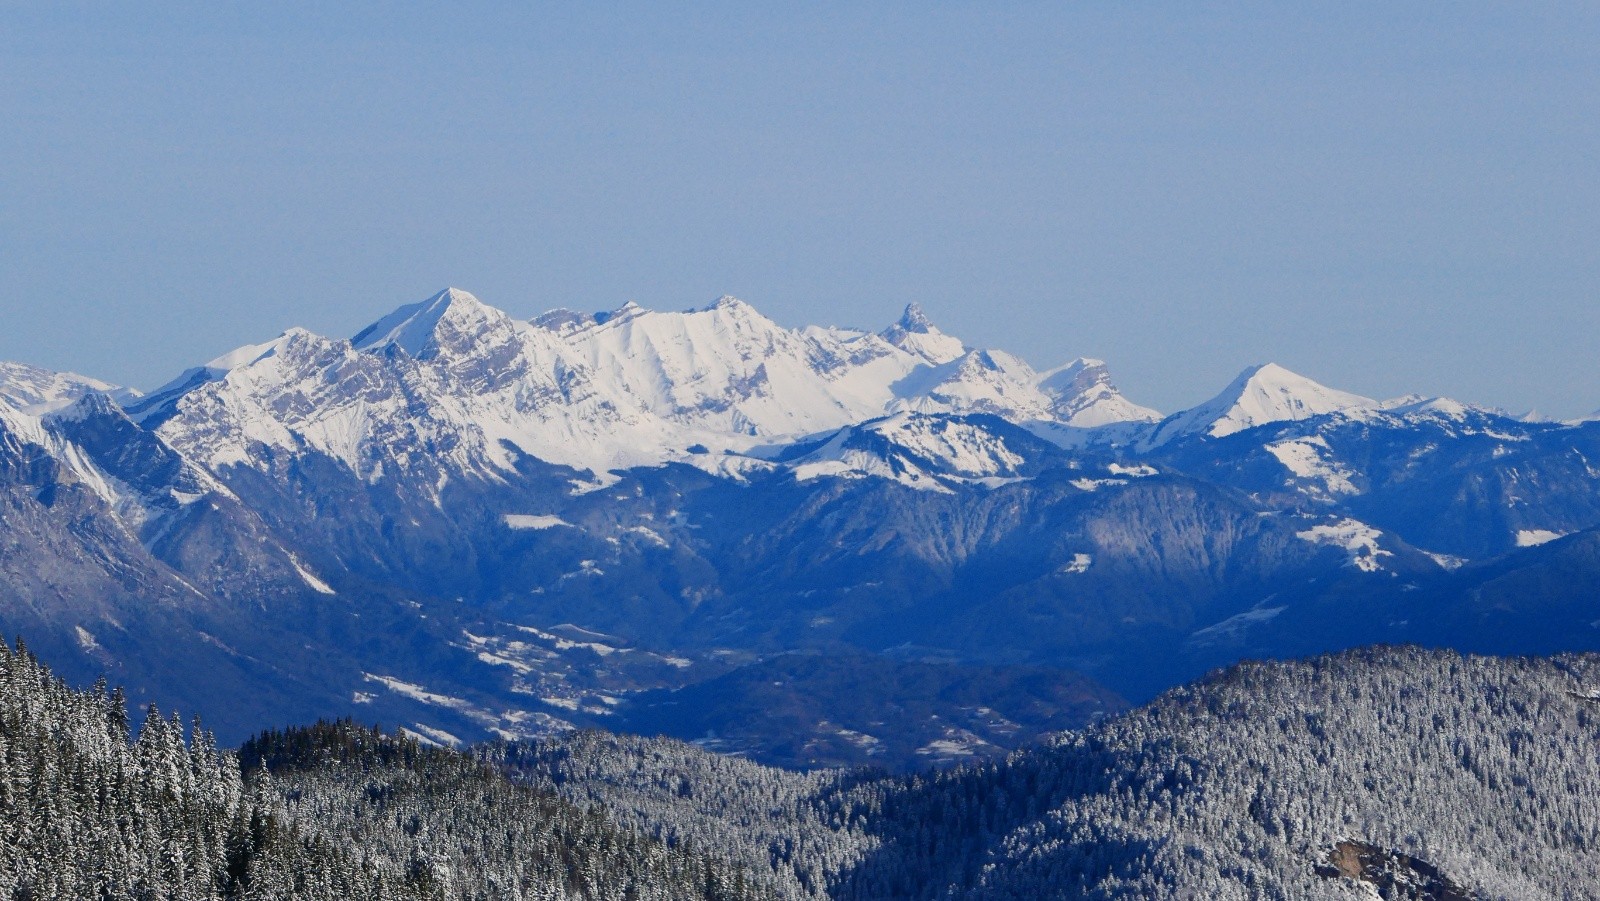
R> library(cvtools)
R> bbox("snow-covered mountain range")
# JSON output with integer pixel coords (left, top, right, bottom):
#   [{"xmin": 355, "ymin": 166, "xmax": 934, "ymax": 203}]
[
  {"xmin": 4, "ymin": 287, "xmax": 1600, "ymax": 760},
  {"xmin": 120, "ymin": 289, "xmax": 1161, "ymax": 484}
]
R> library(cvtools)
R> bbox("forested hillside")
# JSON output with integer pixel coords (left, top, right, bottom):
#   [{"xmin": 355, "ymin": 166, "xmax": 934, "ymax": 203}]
[
  {"xmin": 504, "ymin": 647, "xmax": 1600, "ymax": 900},
  {"xmin": 0, "ymin": 638, "xmax": 769, "ymax": 900},
  {"xmin": 7, "ymin": 636, "xmax": 1600, "ymax": 899},
  {"xmin": 817, "ymin": 646, "xmax": 1600, "ymax": 898}
]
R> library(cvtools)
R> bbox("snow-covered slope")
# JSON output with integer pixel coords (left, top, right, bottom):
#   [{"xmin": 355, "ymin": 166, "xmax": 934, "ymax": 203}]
[
  {"xmin": 1142, "ymin": 363, "xmax": 1375, "ymax": 448},
  {"xmin": 137, "ymin": 289, "xmax": 1157, "ymax": 482},
  {"xmin": 126, "ymin": 330, "xmax": 313, "ymax": 429},
  {"xmin": 547, "ymin": 296, "xmax": 918, "ymax": 441},
  {"xmin": 890, "ymin": 348, "xmax": 1050, "ymax": 419},
  {"xmin": 0, "ymin": 361, "xmax": 139, "ymax": 415},
  {"xmin": 0, "ymin": 395, "xmax": 131, "ymax": 513},
  {"xmin": 1037, "ymin": 358, "xmax": 1162, "ymax": 427},
  {"xmin": 782, "ymin": 413, "xmax": 1038, "ymax": 491},
  {"xmin": 0, "ymin": 391, "xmax": 224, "ymax": 533}
]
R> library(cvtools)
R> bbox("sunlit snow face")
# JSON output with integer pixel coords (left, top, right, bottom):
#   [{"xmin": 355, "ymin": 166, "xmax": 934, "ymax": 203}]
[{"xmin": 138, "ymin": 289, "xmax": 1158, "ymax": 483}]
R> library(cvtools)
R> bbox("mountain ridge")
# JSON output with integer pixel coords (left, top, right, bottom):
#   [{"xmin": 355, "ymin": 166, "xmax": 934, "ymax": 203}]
[{"xmin": 4, "ymin": 287, "xmax": 1600, "ymax": 760}]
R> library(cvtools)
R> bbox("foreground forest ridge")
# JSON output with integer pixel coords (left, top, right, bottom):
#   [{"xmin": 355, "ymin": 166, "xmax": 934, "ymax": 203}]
[{"xmin": 5, "ymin": 638, "xmax": 1598, "ymax": 899}]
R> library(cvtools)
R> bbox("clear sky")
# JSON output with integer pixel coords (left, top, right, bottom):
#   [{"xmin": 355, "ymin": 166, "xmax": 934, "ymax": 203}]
[{"xmin": 3, "ymin": 3, "xmax": 1597, "ymax": 417}]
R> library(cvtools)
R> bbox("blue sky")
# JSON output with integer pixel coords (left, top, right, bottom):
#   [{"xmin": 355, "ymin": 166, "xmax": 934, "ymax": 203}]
[{"xmin": 3, "ymin": 3, "xmax": 1597, "ymax": 416}]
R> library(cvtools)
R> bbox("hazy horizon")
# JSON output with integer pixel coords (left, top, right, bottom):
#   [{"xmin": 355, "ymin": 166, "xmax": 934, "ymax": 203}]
[{"xmin": 4, "ymin": 4, "xmax": 1598, "ymax": 417}]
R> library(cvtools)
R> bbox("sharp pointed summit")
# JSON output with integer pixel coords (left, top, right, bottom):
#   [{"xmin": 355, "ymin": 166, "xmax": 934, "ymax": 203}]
[
  {"xmin": 352, "ymin": 287, "xmax": 510, "ymax": 358},
  {"xmin": 881, "ymin": 302, "xmax": 965, "ymax": 365},
  {"xmin": 897, "ymin": 303, "xmax": 935, "ymax": 334}
]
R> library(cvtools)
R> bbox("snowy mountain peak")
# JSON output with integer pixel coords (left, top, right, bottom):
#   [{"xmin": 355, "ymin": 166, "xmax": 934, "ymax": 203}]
[
  {"xmin": 880, "ymin": 303, "xmax": 965, "ymax": 365},
  {"xmin": 122, "ymin": 287, "xmax": 1180, "ymax": 482},
  {"xmin": 1226, "ymin": 363, "xmax": 1374, "ymax": 416},
  {"xmin": 351, "ymin": 287, "xmax": 508, "ymax": 359},
  {"xmin": 1144, "ymin": 362, "xmax": 1376, "ymax": 447},
  {"xmin": 42, "ymin": 389, "xmax": 122, "ymax": 424},
  {"xmin": 209, "ymin": 329, "xmax": 314, "ymax": 371},
  {"xmin": 1377, "ymin": 394, "xmax": 1492, "ymax": 421},
  {"xmin": 895, "ymin": 303, "xmax": 936, "ymax": 334},
  {"xmin": 785, "ymin": 411, "xmax": 1034, "ymax": 491},
  {"xmin": 124, "ymin": 329, "xmax": 320, "ymax": 427},
  {"xmin": 1037, "ymin": 359, "xmax": 1162, "ymax": 427},
  {"xmin": 702, "ymin": 295, "xmax": 753, "ymax": 314}
]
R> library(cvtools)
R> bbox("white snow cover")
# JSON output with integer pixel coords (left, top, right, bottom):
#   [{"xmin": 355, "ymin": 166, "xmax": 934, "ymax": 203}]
[
  {"xmin": 1515, "ymin": 529, "xmax": 1567, "ymax": 547},
  {"xmin": 141, "ymin": 289, "xmax": 1160, "ymax": 483},
  {"xmin": 1060, "ymin": 553, "xmax": 1093, "ymax": 574},
  {"xmin": 879, "ymin": 302, "xmax": 967, "ymax": 365},
  {"xmin": 890, "ymin": 348, "xmax": 1053, "ymax": 419},
  {"xmin": 504, "ymin": 514, "xmax": 572, "ymax": 530},
  {"xmin": 1037, "ymin": 359, "xmax": 1161, "ymax": 427},
  {"xmin": 1143, "ymin": 363, "xmax": 1376, "ymax": 448},
  {"xmin": 1265, "ymin": 435, "xmax": 1360, "ymax": 496},
  {"xmin": 0, "ymin": 394, "xmax": 201, "ymax": 525},
  {"xmin": 1190, "ymin": 604, "xmax": 1287, "ymax": 643},
  {"xmin": 287, "ymin": 554, "xmax": 337, "ymax": 594},
  {"xmin": 1296, "ymin": 518, "xmax": 1392, "ymax": 572},
  {"xmin": 0, "ymin": 361, "xmax": 139, "ymax": 415},
  {"xmin": 1378, "ymin": 394, "xmax": 1477, "ymax": 420},
  {"xmin": 787, "ymin": 412, "xmax": 1028, "ymax": 491}
]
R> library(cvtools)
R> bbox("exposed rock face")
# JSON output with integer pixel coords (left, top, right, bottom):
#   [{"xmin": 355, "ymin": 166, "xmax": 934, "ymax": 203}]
[{"xmin": 1318, "ymin": 840, "xmax": 1477, "ymax": 900}]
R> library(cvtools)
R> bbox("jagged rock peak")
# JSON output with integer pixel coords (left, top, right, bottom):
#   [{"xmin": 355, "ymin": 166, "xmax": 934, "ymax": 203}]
[
  {"xmin": 895, "ymin": 302, "xmax": 936, "ymax": 334},
  {"xmin": 1035, "ymin": 358, "xmax": 1162, "ymax": 427},
  {"xmin": 43, "ymin": 389, "xmax": 124, "ymax": 423},
  {"xmin": 880, "ymin": 302, "xmax": 965, "ymax": 365}
]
